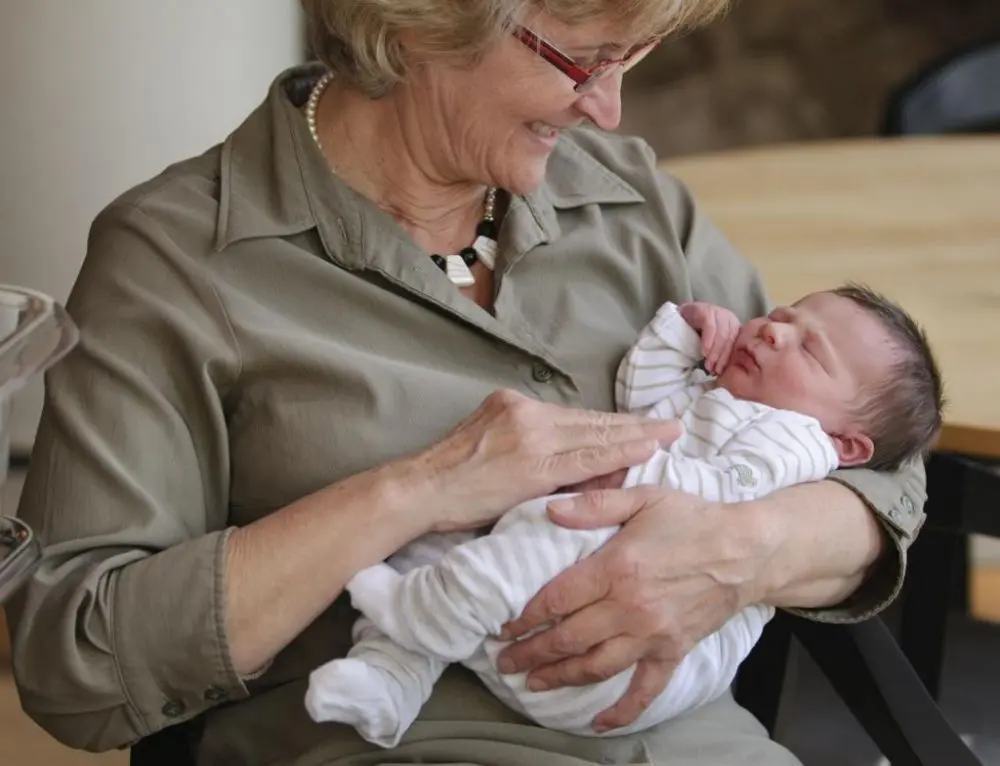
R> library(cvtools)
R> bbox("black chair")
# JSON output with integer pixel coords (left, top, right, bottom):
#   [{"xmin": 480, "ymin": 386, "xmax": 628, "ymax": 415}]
[
  {"xmin": 898, "ymin": 453, "xmax": 1000, "ymax": 698},
  {"xmin": 130, "ymin": 724, "xmax": 196, "ymax": 766},
  {"xmin": 734, "ymin": 613, "xmax": 983, "ymax": 766},
  {"xmin": 129, "ymin": 613, "xmax": 981, "ymax": 766},
  {"xmin": 882, "ymin": 38, "xmax": 1000, "ymax": 135}
]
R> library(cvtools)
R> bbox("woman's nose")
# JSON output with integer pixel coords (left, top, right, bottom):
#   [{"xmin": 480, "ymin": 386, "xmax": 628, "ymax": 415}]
[{"xmin": 573, "ymin": 73, "xmax": 623, "ymax": 131}]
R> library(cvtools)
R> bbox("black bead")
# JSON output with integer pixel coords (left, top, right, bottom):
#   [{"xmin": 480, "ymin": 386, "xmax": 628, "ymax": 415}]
[
  {"xmin": 476, "ymin": 221, "xmax": 498, "ymax": 239},
  {"xmin": 430, "ymin": 254, "xmax": 446, "ymax": 270},
  {"xmin": 460, "ymin": 247, "xmax": 478, "ymax": 266}
]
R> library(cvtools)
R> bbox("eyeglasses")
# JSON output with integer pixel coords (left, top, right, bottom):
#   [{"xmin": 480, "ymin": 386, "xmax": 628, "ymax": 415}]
[{"xmin": 512, "ymin": 25, "xmax": 660, "ymax": 93}]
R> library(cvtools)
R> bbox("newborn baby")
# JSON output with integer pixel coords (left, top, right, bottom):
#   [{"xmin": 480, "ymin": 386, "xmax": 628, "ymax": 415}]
[{"xmin": 306, "ymin": 283, "xmax": 944, "ymax": 747}]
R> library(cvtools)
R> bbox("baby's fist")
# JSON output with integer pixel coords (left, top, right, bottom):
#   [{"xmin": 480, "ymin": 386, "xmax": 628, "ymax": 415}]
[{"xmin": 678, "ymin": 302, "xmax": 741, "ymax": 375}]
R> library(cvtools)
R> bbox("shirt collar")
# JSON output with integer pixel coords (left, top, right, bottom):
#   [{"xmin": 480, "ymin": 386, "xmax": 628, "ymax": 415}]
[{"xmin": 215, "ymin": 64, "xmax": 646, "ymax": 262}]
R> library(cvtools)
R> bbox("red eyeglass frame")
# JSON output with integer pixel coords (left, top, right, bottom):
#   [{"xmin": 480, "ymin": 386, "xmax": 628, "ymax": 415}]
[{"xmin": 512, "ymin": 25, "xmax": 660, "ymax": 93}]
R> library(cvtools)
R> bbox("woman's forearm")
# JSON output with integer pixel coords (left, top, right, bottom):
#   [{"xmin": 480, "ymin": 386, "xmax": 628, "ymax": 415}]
[
  {"xmin": 224, "ymin": 460, "xmax": 433, "ymax": 675},
  {"xmin": 746, "ymin": 479, "xmax": 887, "ymax": 609}
]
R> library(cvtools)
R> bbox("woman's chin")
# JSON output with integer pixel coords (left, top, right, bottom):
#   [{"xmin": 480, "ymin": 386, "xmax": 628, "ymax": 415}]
[{"xmin": 497, "ymin": 160, "xmax": 549, "ymax": 197}]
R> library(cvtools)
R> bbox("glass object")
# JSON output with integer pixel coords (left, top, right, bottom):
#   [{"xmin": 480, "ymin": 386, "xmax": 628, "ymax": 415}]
[{"xmin": 0, "ymin": 285, "xmax": 78, "ymax": 604}]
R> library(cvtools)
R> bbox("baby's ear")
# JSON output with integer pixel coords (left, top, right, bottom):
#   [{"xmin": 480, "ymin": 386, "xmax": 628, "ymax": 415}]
[{"xmin": 830, "ymin": 431, "xmax": 875, "ymax": 467}]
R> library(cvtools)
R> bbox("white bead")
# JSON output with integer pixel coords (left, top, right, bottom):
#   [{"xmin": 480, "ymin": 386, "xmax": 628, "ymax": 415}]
[
  {"xmin": 445, "ymin": 256, "xmax": 476, "ymax": 287},
  {"xmin": 472, "ymin": 236, "xmax": 498, "ymax": 270}
]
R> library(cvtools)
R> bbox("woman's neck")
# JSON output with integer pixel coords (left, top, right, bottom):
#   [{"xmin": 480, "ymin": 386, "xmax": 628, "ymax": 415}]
[{"xmin": 314, "ymin": 82, "xmax": 489, "ymax": 254}]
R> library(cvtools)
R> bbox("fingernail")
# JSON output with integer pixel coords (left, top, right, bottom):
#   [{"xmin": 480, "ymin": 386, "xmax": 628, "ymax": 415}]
[
  {"xmin": 527, "ymin": 677, "xmax": 549, "ymax": 692},
  {"xmin": 592, "ymin": 721, "xmax": 610, "ymax": 733},
  {"xmin": 498, "ymin": 657, "xmax": 517, "ymax": 674},
  {"xmin": 548, "ymin": 499, "xmax": 575, "ymax": 514}
]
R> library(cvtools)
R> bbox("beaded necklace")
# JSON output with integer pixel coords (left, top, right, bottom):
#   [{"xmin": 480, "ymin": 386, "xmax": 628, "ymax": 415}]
[{"xmin": 305, "ymin": 71, "xmax": 500, "ymax": 287}]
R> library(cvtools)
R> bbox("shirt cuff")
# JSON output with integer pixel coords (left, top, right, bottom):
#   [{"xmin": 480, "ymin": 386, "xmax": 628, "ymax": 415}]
[
  {"xmin": 785, "ymin": 467, "xmax": 924, "ymax": 624},
  {"xmin": 112, "ymin": 528, "xmax": 250, "ymax": 735}
]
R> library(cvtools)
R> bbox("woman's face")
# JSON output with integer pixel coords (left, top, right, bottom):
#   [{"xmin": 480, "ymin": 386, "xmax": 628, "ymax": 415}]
[{"xmin": 401, "ymin": 14, "xmax": 634, "ymax": 194}]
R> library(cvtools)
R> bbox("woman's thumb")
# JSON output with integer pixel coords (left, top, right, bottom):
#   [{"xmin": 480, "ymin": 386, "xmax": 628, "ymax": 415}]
[{"xmin": 548, "ymin": 488, "xmax": 648, "ymax": 529}]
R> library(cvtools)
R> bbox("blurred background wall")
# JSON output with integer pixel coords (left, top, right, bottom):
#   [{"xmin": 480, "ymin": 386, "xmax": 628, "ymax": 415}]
[
  {"xmin": 621, "ymin": 0, "xmax": 1000, "ymax": 157},
  {"xmin": 0, "ymin": 1, "xmax": 305, "ymax": 450}
]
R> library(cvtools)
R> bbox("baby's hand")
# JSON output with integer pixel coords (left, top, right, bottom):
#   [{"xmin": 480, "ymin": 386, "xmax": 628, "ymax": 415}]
[{"xmin": 678, "ymin": 302, "xmax": 741, "ymax": 375}]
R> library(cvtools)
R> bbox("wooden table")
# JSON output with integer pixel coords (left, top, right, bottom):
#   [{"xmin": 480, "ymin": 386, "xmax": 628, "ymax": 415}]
[{"xmin": 661, "ymin": 136, "xmax": 1000, "ymax": 459}]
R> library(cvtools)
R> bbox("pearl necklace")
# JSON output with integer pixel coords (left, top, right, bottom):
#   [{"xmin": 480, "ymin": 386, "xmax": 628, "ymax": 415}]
[{"xmin": 305, "ymin": 71, "xmax": 499, "ymax": 287}]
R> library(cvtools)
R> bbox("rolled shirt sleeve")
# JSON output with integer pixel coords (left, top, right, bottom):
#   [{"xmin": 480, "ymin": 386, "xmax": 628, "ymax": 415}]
[
  {"xmin": 7, "ymin": 199, "xmax": 247, "ymax": 751},
  {"xmin": 654, "ymin": 163, "xmax": 927, "ymax": 624}
]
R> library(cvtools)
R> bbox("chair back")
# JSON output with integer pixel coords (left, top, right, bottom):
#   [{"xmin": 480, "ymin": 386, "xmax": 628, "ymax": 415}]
[{"xmin": 883, "ymin": 40, "xmax": 1000, "ymax": 135}]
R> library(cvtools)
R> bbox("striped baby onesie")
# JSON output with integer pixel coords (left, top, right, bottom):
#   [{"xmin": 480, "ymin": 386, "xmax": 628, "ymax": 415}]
[{"xmin": 305, "ymin": 301, "xmax": 839, "ymax": 747}]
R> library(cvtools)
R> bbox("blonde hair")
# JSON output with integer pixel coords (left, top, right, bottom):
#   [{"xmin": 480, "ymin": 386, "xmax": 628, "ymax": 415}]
[{"xmin": 301, "ymin": 0, "xmax": 730, "ymax": 97}]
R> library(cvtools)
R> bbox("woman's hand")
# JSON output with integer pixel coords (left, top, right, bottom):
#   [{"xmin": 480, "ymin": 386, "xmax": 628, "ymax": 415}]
[
  {"xmin": 678, "ymin": 301, "xmax": 741, "ymax": 375},
  {"xmin": 495, "ymin": 486, "xmax": 772, "ymax": 732},
  {"xmin": 404, "ymin": 390, "xmax": 682, "ymax": 534}
]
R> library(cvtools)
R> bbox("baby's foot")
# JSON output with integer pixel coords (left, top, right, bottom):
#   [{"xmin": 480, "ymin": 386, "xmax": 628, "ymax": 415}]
[
  {"xmin": 347, "ymin": 564, "xmax": 409, "ymax": 641},
  {"xmin": 305, "ymin": 658, "xmax": 408, "ymax": 749}
]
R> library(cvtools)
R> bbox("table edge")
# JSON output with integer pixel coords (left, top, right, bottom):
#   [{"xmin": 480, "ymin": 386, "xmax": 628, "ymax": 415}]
[
  {"xmin": 657, "ymin": 134, "xmax": 1000, "ymax": 170},
  {"xmin": 937, "ymin": 425, "xmax": 1000, "ymax": 461}
]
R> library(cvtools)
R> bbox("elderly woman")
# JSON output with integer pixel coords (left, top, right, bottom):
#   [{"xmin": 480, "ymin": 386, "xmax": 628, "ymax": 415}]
[{"xmin": 9, "ymin": 1, "xmax": 925, "ymax": 765}]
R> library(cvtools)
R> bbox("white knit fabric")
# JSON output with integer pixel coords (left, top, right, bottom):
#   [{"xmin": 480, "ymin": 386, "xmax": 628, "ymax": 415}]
[{"xmin": 306, "ymin": 301, "xmax": 839, "ymax": 747}]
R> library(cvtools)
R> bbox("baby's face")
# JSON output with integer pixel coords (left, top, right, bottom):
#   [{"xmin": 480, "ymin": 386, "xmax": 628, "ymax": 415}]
[{"xmin": 716, "ymin": 291, "xmax": 896, "ymax": 465}]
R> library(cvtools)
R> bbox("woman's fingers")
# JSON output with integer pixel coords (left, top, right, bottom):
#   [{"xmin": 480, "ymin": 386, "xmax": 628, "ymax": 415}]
[
  {"xmin": 499, "ymin": 554, "xmax": 609, "ymax": 645},
  {"xmin": 526, "ymin": 635, "xmax": 642, "ymax": 695},
  {"xmin": 581, "ymin": 417, "xmax": 682, "ymax": 448},
  {"xmin": 543, "ymin": 440, "xmax": 655, "ymax": 488},
  {"xmin": 546, "ymin": 487, "xmax": 658, "ymax": 529},
  {"xmin": 593, "ymin": 657, "xmax": 673, "ymax": 732},
  {"xmin": 540, "ymin": 419, "xmax": 679, "ymax": 488},
  {"xmin": 488, "ymin": 389, "xmax": 680, "ymax": 448},
  {"xmin": 418, "ymin": 391, "xmax": 680, "ymax": 531},
  {"xmin": 499, "ymin": 600, "xmax": 620, "ymax": 678}
]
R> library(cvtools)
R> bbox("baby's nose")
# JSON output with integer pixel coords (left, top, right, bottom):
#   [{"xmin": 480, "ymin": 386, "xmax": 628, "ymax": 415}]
[
  {"xmin": 761, "ymin": 321, "xmax": 792, "ymax": 348},
  {"xmin": 760, "ymin": 322, "xmax": 779, "ymax": 347}
]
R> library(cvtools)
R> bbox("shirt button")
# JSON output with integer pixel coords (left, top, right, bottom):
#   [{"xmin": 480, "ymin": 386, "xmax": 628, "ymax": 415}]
[
  {"xmin": 204, "ymin": 686, "xmax": 227, "ymax": 702},
  {"xmin": 162, "ymin": 700, "xmax": 186, "ymax": 718},
  {"xmin": 532, "ymin": 363, "xmax": 554, "ymax": 383}
]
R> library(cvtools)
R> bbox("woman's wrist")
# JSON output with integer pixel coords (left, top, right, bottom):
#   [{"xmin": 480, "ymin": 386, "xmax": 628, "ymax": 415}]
[
  {"xmin": 717, "ymin": 499, "xmax": 787, "ymax": 608},
  {"xmin": 223, "ymin": 457, "xmax": 438, "ymax": 675},
  {"xmin": 329, "ymin": 455, "xmax": 442, "ymax": 542},
  {"xmin": 736, "ymin": 480, "xmax": 888, "ymax": 610}
]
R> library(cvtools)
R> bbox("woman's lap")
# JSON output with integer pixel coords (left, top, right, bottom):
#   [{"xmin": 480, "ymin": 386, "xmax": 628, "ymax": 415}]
[
  {"xmin": 198, "ymin": 668, "xmax": 801, "ymax": 766},
  {"xmin": 299, "ymin": 687, "xmax": 802, "ymax": 766}
]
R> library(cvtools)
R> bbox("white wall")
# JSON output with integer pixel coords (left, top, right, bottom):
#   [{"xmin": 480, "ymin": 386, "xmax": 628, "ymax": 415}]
[{"xmin": 0, "ymin": 2, "xmax": 305, "ymax": 450}]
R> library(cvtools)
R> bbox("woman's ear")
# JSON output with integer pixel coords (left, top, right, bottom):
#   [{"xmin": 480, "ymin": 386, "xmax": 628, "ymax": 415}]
[{"xmin": 830, "ymin": 431, "xmax": 875, "ymax": 467}]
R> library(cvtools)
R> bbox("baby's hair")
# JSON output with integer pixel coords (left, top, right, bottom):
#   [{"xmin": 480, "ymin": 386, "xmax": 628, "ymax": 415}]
[{"xmin": 831, "ymin": 283, "xmax": 945, "ymax": 471}]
